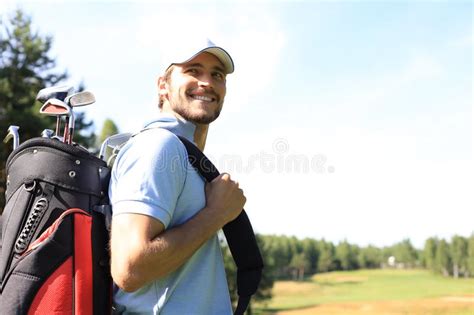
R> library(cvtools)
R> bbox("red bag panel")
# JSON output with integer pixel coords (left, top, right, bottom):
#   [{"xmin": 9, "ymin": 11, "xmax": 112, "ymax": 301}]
[
  {"xmin": 28, "ymin": 257, "xmax": 73, "ymax": 315},
  {"xmin": 73, "ymin": 210, "xmax": 93, "ymax": 315}
]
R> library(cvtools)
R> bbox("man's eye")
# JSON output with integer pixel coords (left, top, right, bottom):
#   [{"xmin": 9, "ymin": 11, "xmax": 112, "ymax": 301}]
[
  {"xmin": 186, "ymin": 69, "xmax": 198, "ymax": 74},
  {"xmin": 213, "ymin": 72, "xmax": 224, "ymax": 80}
]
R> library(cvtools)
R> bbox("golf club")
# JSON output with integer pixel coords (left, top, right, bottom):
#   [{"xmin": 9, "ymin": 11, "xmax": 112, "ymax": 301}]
[
  {"xmin": 99, "ymin": 133, "xmax": 132, "ymax": 160},
  {"xmin": 107, "ymin": 136, "xmax": 133, "ymax": 166},
  {"xmin": 65, "ymin": 91, "xmax": 96, "ymax": 107},
  {"xmin": 39, "ymin": 98, "xmax": 71, "ymax": 143},
  {"xmin": 36, "ymin": 85, "xmax": 74, "ymax": 103},
  {"xmin": 3, "ymin": 125, "xmax": 20, "ymax": 150},
  {"xmin": 64, "ymin": 91, "xmax": 95, "ymax": 144},
  {"xmin": 37, "ymin": 86, "xmax": 74, "ymax": 136}
]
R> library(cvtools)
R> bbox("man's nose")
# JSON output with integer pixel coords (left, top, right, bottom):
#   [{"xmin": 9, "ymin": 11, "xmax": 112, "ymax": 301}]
[{"xmin": 198, "ymin": 73, "xmax": 213, "ymax": 88}]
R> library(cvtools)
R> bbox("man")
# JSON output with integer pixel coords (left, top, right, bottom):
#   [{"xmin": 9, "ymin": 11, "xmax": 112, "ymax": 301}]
[{"xmin": 109, "ymin": 39, "xmax": 245, "ymax": 314}]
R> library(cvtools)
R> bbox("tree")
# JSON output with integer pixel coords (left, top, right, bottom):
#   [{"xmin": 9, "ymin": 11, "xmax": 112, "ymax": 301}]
[
  {"xmin": 435, "ymin": 239, "xmax": 451, "ymax": 277},
  {"xmin": 289, "ymin": 253, "xmax": 310, "ymax": 281},
  {"xmin": 357, "ymin": 245, "xmax": 382, "ymax": 269},
  {"xmin": 96, "ymin": 118, "xmax": 119, "ymax": 156},
  {"xmin": 301, "ymin": 238, "xmax": 319, "ymax": 274},
  {"xmin": 336, "ymin": 240, "xmax": 358, "ymax": 271},
  {"xmin": 450, "ymin": 235, "xmax": 468, "ymax": 278},
  {"xmin": 317, "ymin": 240, "xmax": 335, "ymax": 273},
  {"xmin": 253, "ymin": 235, "xmax": 274, "ymax": 303},
  {"xmin": 390, "ymin": 239, "xmax": 419, "ymax": 268},
  {"xmin": 0, "ymin": 9, "xmax": 94, "ymax": 211},
  {"xmin": 99, "ymin": 118, "xmax": 119, "ymax": 144},
  {"xmin": 280, "ymin": 236, "xmax": 299, "ymax": 274},
  {"xmin": 423, "ymin": 237, "xmax": 438, "ymax": 272},
  {"xmin": 267, "ymin": 235, "xmax": 293, "ymax": 278},
  {"xmin": 467, "ymin": 234, "xmax": 474, "ymax": 277}
]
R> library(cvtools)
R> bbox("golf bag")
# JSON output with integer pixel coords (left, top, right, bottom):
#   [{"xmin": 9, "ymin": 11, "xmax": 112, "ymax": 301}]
[{"xmin": 0, "ymin": 138, "xmax": 112, "ymax": 314}]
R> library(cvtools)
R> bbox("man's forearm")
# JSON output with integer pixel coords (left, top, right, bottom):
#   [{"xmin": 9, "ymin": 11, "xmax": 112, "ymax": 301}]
[{"xmin": 120, "ymin": 206, "xmax": 225, "ymax": 291}]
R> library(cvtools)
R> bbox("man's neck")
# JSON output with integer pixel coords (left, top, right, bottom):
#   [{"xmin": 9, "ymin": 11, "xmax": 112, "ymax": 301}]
[
  {"xmin": 161, "ymin": 108, "xmax": 208, "ymax": 151},
  {"xmin": 193, "ymin": 123, "xmax": 209, "ymax": 151}
]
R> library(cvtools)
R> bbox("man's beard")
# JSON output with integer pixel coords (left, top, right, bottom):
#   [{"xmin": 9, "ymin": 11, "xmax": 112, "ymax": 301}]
[{"xmin": 169, "ymin": 89, "xmax": 223, "ymax": 124}]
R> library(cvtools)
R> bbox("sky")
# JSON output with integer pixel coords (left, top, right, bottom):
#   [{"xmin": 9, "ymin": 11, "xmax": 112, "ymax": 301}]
[{"xmin": 1, "ymin": 0, "xmax": 472, "ymax": 248}]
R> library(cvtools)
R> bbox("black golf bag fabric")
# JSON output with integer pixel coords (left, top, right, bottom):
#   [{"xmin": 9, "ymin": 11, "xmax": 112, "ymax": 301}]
[{"xmin": 0, "ymin": 138, "xmax": 112, "ymax": 315}]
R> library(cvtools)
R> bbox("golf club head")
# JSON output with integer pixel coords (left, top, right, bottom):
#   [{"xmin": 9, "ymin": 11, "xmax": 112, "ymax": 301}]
[
  {"xmin": 41, "ymin": 129, "xmax": 55, "ymax": 138},
  {"xmin": 40, "ymin": 99, "xmax": 71, "ymax": 141},
  {"xmin": 107, "ymin": 139, "xmax": 132, "ymax": 166},
  {"xmin": 99, "ymin": 132, "xmax": 132, "ymax": 160},
  {"xmin": 3, "ymin": 125, "xmax": 20, "ymax": 149},
  {"xmin": 65, "ymin": 91, "xmax": 96, "ymax": 107},
  {"xmin": 39, "ymin": 98, "xmax": 71, "ymax": 116},
  {"xmin": 36, "ymin": 85, "xmax": 74, "ymax": 103}
]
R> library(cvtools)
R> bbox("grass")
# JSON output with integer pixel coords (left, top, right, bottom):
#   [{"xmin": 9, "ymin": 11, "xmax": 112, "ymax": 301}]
[{"xmin": 254, "ymin": 269, "xmax": 474, "ymax": 315}]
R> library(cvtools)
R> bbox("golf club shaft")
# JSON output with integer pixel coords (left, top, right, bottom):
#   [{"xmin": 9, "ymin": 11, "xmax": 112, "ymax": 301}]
[
  {"xmin": 68, "ymin": 126, "xmax": 73, "ymax": 144},
  {"xmin": 63, "ymin": 117, "xmax": 69, "ymax": 144},
  {"xmin": 56, "ymin": 117, "xmax": 60, "ymax": 136},
  {"xmin": 70, "ymin": 111, "xmax": 76, "ymax": 144}
]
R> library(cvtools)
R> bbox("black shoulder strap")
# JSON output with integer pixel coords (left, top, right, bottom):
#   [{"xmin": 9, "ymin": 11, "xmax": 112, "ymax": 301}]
[{"xmin": 177, "ymin": 136, "xmax": 263, "ymax": 315}]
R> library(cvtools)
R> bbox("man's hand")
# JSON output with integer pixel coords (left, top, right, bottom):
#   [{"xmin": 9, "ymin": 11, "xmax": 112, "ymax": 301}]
[{"xmin": 205, "ymin": 173, "xmax": 246, "ymax": 225}]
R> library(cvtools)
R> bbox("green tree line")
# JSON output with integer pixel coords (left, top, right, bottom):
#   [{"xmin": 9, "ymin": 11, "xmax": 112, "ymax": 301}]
[
  {"xmin": 424, "ymin": 235, "xmax": 474, "ymax": 278},
  {"xmin": 238, "ymin": 234, "xmax": 474, "ymax": 284}
]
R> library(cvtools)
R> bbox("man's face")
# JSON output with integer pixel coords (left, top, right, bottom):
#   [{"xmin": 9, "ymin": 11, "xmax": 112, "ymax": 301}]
[{"xmin": 160, "ymin": 52, "xmax": 227, "ymax": 125}]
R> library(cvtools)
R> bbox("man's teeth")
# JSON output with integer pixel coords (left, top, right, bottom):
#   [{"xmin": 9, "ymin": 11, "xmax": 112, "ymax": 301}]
[{"xmin": 192, "ymin": 95, "xmax": 213, "ymax": 102}]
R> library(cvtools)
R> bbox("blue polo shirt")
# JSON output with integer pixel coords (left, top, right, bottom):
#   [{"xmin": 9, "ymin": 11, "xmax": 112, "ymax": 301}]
[{"xmin": 109, "ymin": 114, "xmax": 232, "ymax": 314}]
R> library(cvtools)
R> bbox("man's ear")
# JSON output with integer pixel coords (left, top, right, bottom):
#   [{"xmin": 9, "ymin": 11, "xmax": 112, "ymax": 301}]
[{"xmin": 158, "ymin": 76, "xmax": 168, "ymax": 98}]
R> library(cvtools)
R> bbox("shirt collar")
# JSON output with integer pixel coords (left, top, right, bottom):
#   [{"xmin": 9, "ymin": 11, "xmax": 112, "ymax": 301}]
[{"xmin": 143, "ymin": 113, "xmax": 196, "ymax": 142}]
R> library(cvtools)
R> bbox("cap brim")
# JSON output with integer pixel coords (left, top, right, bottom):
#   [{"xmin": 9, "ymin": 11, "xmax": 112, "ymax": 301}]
[
  {"xmin": 201, "ymin": 47, "xmax": 234, "ymax": 74},
  {"xmin": 176, "ymin": 46, "xmax": 234, "ymax": 74}
]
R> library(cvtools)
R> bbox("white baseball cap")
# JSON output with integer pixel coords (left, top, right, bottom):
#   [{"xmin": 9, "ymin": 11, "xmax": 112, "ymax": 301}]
[{"xmin": 161, "ymin": 38, "xmax": 234, "ymax": 74}]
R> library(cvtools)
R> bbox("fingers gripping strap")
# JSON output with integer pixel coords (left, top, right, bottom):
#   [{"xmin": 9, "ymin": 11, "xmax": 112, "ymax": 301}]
[{"xmin": 177, "ymin": 136, "xmax": 264, "ymax": 313}]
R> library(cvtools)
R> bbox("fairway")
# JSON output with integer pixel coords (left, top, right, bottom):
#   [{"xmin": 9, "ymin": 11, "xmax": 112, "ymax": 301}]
[{"xmin": 256, "ymin": 269, "xmax": 474, "ymax": 315}]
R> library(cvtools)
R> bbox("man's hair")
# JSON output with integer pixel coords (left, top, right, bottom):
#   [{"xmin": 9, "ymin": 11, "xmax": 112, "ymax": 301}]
[{"xmin": 159, "ymin": 65, "xmax": 174, "ymax": 109}]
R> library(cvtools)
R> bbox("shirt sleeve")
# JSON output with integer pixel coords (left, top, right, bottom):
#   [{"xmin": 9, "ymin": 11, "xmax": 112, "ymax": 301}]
[{"xmin": 109, "ymin": 129, "xmax": 188, "ymax": 228}]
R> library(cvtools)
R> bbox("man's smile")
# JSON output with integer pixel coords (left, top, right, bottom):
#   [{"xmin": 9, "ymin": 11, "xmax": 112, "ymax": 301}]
[{"xmin": 186, "ymin": 91, "xmax": 218, "ymax": 103}]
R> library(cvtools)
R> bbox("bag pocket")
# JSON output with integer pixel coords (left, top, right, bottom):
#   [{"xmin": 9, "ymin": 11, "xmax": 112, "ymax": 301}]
[
  {"xmin": 0, "ymin": 209, "xmax": 92, "ymax": 315},
  {"xmin": 0, "ymin": 182, "xmax": 37, "ymax": 288}
]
